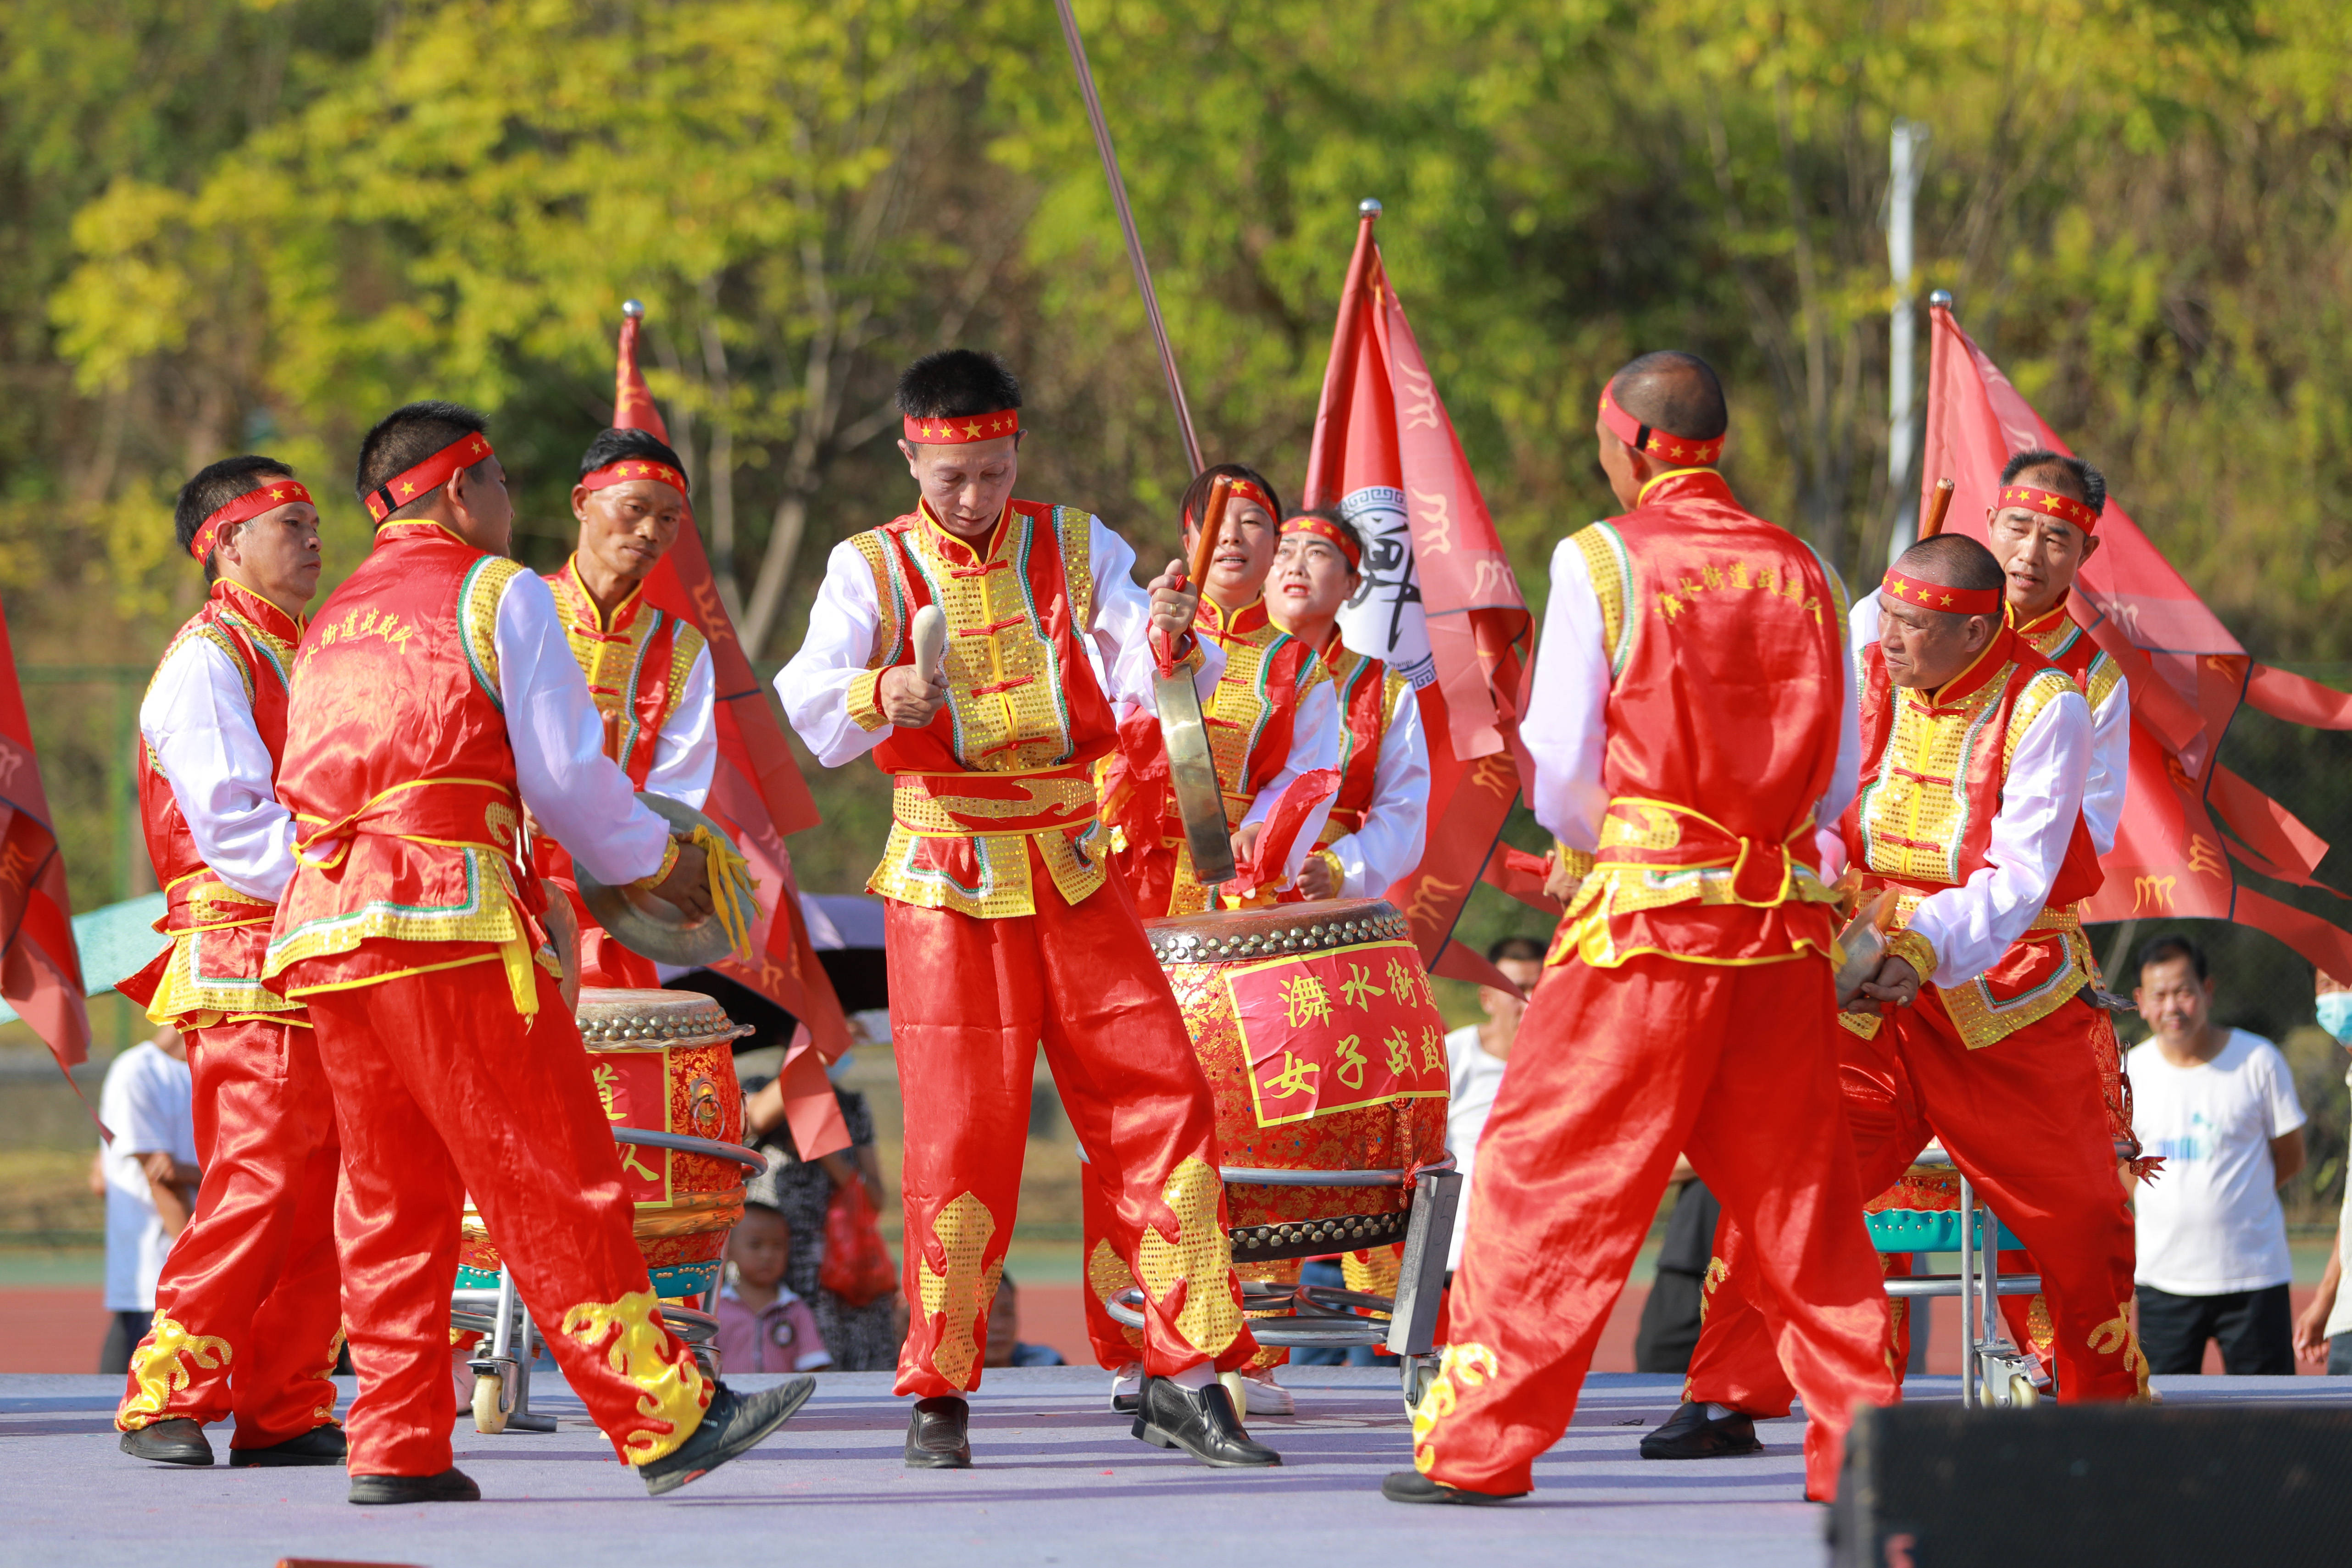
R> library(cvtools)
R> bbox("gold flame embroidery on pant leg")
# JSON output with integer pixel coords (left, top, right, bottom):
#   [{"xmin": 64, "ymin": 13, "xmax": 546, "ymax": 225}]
[
  {"xmin": 1131, "ymin": 1157, "xmax": 1243, "ymax": 1358},
  {"xmin": 559, "ymin": 1288, "xmax": 712, "ymax": 1464},
  {"xmin": 308, "ymin": 1328, "xmax": 348, "ymax": 1426},
  {"xmin": 1411, "ymin": 1341, "xmax": 1500, "ymax": 1474},
  {"xmin": 117, "ymin": 1312, "xmax": 233, "ymax": 1430},
  {"xmin": 1086, "ymin": 1237, "xmax": 1143, "ymax": 1351},
  {"xmin": 2087, "ymin": 1298, "xmax": 2152, "ymax": 1398},
  {"xmin": 917, "ymin": 1192, "xmax": 1004, "ymax": 1389}
]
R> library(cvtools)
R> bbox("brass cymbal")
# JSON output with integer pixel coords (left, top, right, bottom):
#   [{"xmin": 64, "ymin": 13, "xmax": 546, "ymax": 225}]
[{"xmin": 576, "ymin": 792, "xmax": 738, "ymax": 967}]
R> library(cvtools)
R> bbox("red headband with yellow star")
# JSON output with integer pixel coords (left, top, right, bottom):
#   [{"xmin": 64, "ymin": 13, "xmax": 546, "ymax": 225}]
[
  {"xmin": 1185, "ymin": 478, "xmax": 1279, "ymax": 533},
  {"xmin": 1598, "ymin": 385, "xmax": 1724, "ymax": 467},
  {"xmin": 581, "ymin": 458, "xmax": 690, "ymax": 500},
  {"xmin": 192, "ymin": 478, "xmax": 312, "ymax": 562},
  {"xmin": 1881, "ymin": 566, "xmax": 2001, "ymax": 617},
  {"xmin": 1279, "ymin": 513, "xmax": 1361, "ymax": 570},
  {"xmin": 363, "ymin": 432, "xmax": 496, "ymax": 524},
  {"xmin": 903, "ymin": 409, "xmax": 1020, "ymax": 445},
  {"xmin": 1995, "ymin": 482, "xmax": 2099, "ymax": 534}
]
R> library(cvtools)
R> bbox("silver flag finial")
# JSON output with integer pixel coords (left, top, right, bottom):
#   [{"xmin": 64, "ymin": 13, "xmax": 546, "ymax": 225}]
[
  {"xmin": 1359, "ymin": 198, "xmax": 1383, "ymax": 217},
  {"xmin": 622, "ymin": 299, "xmax": 645, "ymax": 319},
  {"xmin": 1928, "ymin": 289, "xmax": 1952, "ymax": 310}
]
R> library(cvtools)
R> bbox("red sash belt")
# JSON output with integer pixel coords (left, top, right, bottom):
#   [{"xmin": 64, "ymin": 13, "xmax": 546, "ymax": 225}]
[
  {"xmin": 294, "ymin": 777, "xmax": 523, "ymax": 870},
  {"xmin": 1593, "ymin": 795, "xmax": 1822, "ymax": 908},
  {"xmin": 890, "ymin": 764, "xmax": 1099, "ymax": 838}
]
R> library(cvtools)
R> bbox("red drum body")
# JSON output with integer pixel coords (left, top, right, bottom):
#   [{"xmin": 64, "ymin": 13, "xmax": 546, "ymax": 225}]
[
  {"xmin": 1144, "ymin": 899, "xmax": 1448, "ymax": 1262},
  {"xmin": 461, "ymin": 987, "xmax": 749, "ymax": 1299}
]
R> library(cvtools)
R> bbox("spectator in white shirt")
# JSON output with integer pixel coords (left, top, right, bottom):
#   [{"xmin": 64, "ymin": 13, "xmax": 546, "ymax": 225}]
[
  {"xmin": 2129, "ymin": 936, "xmax": 2307, "ymax": 1375},
  {"xmin": 1442, "ymin": 935, "xmax": 1548, "ymax": 1272},
  {"xmin": 97, "ymin": 1029, "xmax": 200, "ymax": 1373},
  {"xmin": 2293, "ymin": 967, "xmax": 2352, "ymax": 1373}
]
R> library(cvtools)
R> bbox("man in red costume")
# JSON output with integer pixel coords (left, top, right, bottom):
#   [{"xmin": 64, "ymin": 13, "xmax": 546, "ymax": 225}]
[
  {"xmin": 111, "ymin": 457, "xmax": 344, "ymax": 1469},
  {"xmin": 1084, "ymin": 462, "xmax": 1337, "ymax": 1409},
  {"xmin": 777, "ymin": 350, "xmax": 1278, "ymax": 1471},
  {"xmin": 1386, "ymin": 351, "xmax": 1896, "ymax": 1507},
  {"xmin": 263, "ymin": 401, "xmax": 812, "ymax": 1504},
  {"xmin": 532, "ymin": 426, "xmax": 716, "ymax": 989},
  {"xmin": 1654, "ymin": 499, "xmax": 2145, "ymax": 1461}
]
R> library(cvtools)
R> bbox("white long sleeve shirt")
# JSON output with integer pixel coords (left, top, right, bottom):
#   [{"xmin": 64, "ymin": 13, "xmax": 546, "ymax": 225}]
[
  {"xmin": 1851, "ymin": 589, "xmax": 2129, "ymax": 856},
  {"xmin": 778, "ymin": 514, "xmax": 1227, "ymax": 769},
  {"xmin": 493, "ymin": 570, "xmax": 673, "ymax": 886},
  {"xmin": 639, "ymin": 642, "xmax": 716, "ymax": 807},
  {"xmin": 1523, "ymin": 534, "xmax": 1863, "ymax": 851},
  {"xmin": 140, "ymin": 639, "xmax": 300, "ymax": 903},
  {"xmin": 1324, "ymin": 672, "xmax": 1429, "ymax": 898}
]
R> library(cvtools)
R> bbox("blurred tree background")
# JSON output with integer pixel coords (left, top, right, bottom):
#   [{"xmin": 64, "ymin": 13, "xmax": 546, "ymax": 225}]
[{"xmin": 4, "ymin": 0, "xmax": 2349, "ymax": 1215}]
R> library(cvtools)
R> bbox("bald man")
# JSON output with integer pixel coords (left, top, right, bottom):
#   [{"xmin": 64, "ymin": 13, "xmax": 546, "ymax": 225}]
[
  {"xmin": 1666, "ymin": 533, "xmax": 2146, "ymax": 1448},
  {"xmin": 1387, "ymin": 352, "xmax": 1896, "ymax": 1507}
]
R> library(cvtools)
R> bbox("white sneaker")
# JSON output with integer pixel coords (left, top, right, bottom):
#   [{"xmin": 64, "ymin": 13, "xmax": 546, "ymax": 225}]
[
  {"xmin": 1109, "ymin": 1363, "xmax": 1143, "ymax": 1412},
  {"xmin": 1240, "ymin": 1367, "xmax": 1294, "ymax": 1417}
]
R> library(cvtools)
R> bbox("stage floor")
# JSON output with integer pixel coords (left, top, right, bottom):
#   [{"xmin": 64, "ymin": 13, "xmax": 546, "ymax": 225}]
[{"xmin": 11, "ymin": 1369, "xmax": 2349, "ymax": 1566}]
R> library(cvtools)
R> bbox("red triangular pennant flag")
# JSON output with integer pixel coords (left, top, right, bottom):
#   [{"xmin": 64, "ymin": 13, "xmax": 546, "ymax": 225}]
[
  {"xmin": 1921, "ymin": 300, "xmax": 2352, "ymax": 979},
  {"xmin": 1301, "ymin": 206, "xmax": 1535, "ymax": 965},
  {"xmin": 610, "ymin": 304, "xmax": 851, "ymax": 1157}
]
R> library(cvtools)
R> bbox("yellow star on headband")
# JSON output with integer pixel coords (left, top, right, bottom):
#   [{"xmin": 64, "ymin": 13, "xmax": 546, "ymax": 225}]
[
  {"xmin": 1940, "ymin": 594, "xmax": 1954, "ymax": 606},
  {"xmin": 962, "ymin": 422, "xmax": 984, "ymax": 439},
  {"xmin": 399, "ymin": 481, "xmax": 417, "ymax": 496},
  {"xmin": 269, "ymin": 488, "xmax": 287, "ymax": 499}
]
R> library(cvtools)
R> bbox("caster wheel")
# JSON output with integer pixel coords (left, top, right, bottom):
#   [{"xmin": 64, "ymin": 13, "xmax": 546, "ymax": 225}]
[
  {"xmin": 1219, "ymin": 1370, "xmax": 1251, "ymax": 1428},
  {"xmin": 2009, "ymin": 1373, "xmax": 2041, "ymax": 1407},
  {"xmin": 1401, "ymin": 1354, "xmax": 1437, "ymax": 1417},
  {"xmin": 473, "ymin": 1372, "xmax": 507, "ymax": 1434}
]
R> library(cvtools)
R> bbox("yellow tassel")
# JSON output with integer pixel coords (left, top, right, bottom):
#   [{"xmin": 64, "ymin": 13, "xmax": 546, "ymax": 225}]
[{"xmin": 689, "ymin": 824, "xmax": 762, "ymax": 961}]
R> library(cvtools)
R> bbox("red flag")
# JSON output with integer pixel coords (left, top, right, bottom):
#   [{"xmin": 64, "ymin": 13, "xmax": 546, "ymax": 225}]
[
  {"xmin": 1301, "ymin": 205, "xmax": 1535, "ymax": 992},
  {"xmin": 610, "ymin": 304, "xmax": 851, "ymax": 1157},
  {"xmin": 1920, "ymin": 299, "xmax": 2352, "ymax": 979},
  {"xmin": 0, "ymin": 600, "xmax": 92, "ymax": 1077}
]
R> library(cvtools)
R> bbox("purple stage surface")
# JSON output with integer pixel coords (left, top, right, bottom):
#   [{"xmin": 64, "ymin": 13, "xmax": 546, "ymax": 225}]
[{"xmin": 11, "ymin": 1369, "xmax": 2348, "ymax": 1566}]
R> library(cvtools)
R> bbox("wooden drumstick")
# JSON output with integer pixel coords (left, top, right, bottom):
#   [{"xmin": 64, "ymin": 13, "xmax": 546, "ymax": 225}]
[
  {"xmin": 1185, "ymin": 473, "xmax": 1235, "ymax": 589},
  {"xmin": 1919, "ymin": 477, "xmax": 1955, "ymax": 539},
  {"xmin": 911, "ymin": 604, "xmax": 946, "ymax": 687}
]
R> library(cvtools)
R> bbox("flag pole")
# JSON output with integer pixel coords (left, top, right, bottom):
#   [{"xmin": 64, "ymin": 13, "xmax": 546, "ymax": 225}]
[{"xmin": 1052, "ymin": 0, "xmax": 1204, "ymax": 476}]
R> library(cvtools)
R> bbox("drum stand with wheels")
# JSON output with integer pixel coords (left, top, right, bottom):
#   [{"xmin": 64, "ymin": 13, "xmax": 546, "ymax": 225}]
[
  {"xmin": 1878, "ymin": 1162, "xmax": 2043, "ymax": 1410},
  {"xmin": 458, "ymin": 1126, "xmax": 766, "ymax": 1434},
  {"xmin": 1106, "ymin": 1158, "xmax": 1462, "ymax": 1415}
]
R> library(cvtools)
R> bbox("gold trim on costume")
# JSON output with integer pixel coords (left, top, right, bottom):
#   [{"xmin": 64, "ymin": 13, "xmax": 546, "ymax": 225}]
[
  {"xmin": 558, "ymin": 1289, "xmax": 712, "ymax": 1464},
  {"xmin": 1411, "ymin": 1340, "xmax": 1500, "ymax": 1475},
  {"xmin": 117, "ymin": 1312, "xmax": 232, "ymax": 1430},
  {"xmin": 1131, "ymin": 1157, "xmax": 1243, "ymax": 1358},
  {"xmin": 917, "ymin": 1192, "xmax": 1004, "ymax": 1389}
]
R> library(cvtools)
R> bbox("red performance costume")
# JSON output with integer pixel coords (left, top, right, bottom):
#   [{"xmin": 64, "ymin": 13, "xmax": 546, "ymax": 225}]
[
  {"xmin": 1681, "ymin": 557, "xmax": 2146, "ymax": 1416},
  {"xmin": 263, "ymin": 436, "xmax": 718, "ymax": 1480},
  {"xmin": 778, "ymin": 475, "xmax": 1262, "ymax": 1397},
  {"xmin": 531, "ymin": 456, "xmax": 716, "ymax": 990},
  {"xmin": 114, "ymin": 557, "xmax": 344, "ymax": 1455},
  {"xmin": 1409, "ymin": 460, "xmax": 1897, "ymax": 1501}
]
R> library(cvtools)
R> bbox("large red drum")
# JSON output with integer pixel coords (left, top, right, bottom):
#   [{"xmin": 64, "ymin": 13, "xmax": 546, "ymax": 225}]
[
  {"xmin": 1144, "ymin": 898, "xmax": 1449, "ymax": 1263},
  {"xmin": 460, "ymin": 987, "xmax": 750, "ymax": 1300}
]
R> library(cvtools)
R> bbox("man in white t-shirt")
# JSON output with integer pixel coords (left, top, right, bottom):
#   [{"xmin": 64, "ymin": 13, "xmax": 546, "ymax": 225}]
[
  {"xmin": 2293, "ymin": 968, "xmax": 2352, "ymax": 1373},
  {"xmin": 97, "ymin": 1029, "xmax": 200, "ymax": 1373},
  {"xmin": 1442, "ymin": 936, "xmax": 1548, "ymax": 1272},
  {"xmin": 2129, "ymin": 936, "xmax": 2307, "ymax": 1375}
]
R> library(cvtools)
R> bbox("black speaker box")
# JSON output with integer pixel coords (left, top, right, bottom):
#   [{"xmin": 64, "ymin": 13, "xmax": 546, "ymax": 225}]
[{"xmin": 1827, "ymin": 1400, "xmax": 2352, "ymax": 1568}]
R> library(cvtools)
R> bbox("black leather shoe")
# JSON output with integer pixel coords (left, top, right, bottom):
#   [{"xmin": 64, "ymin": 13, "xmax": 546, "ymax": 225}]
[
  {"xmin": 349, "ymin": 1467, "xmax": 479, "ymax": 1504},
  {"xmin": 1130, "ymin": 1377, "xmax": 1281, "ymax": 1468},
  {"xmin": 1382, "ymin": 1470, "xmax": 1525, "ymax": 1505},
  {"xmin": 1640, "ymin": 1400, "xmax": 1763, "ymax": 1459},
  {"xmin": 903, "ymin": 1396, "xmax": 972, "ymax": 1469},
  {"xmin": 229, "ymin": 1425, "xmax": 347, "ymax": 1467},
  {"xmin": 638, "ymin": 1378, "xmax": 816, "ymax": 1497},
  {"xmin": 120, "ymin": 1418, "xmax": 212, "ymax": 1466}
]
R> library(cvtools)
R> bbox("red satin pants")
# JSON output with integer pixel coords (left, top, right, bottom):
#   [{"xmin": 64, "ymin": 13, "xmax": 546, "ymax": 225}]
[
  {"xmin": 1682, "ymin": 991, "xmax": 2142, "ymax": 1413},
  {"xmin": 115, "ymin": 1016, "xmax": 342, "ymax": 1445},
  {"xmin": 304, "ymin": 953, "xmax": 709, "ymax": 1476},
  {"xmin": 1411, "ymin": 952, "xmax": 1895, "ymax": 1501},
  {"xmin": 884, "ymin": 854, "xmax": 1255, "ymax": 1397}
]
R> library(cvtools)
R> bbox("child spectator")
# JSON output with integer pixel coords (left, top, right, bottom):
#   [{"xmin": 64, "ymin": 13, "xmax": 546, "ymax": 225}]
[
  {"xmin": 97, "ymin": 1028, "xmax": 200, "ymax": 1373},
  {"xmin": 2129, "ymin": 935, "xmax": 2307, "ymax": 1374},
  {"xmin": 984, "ymin": 1271, "xmax": 1067, "ymax": 1368},
  {"xmin": 713, "ymin": 1203, "xmax": 832, "ymax": 1375}
]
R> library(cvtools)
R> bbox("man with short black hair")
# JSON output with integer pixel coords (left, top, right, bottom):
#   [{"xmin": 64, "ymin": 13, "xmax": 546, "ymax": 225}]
[
  {"xmin": 532, "ymin": 426, "xmax": 716, "ymax": 988},
  {"xmin": 265, "ymin": 400, "xmax": 811, "ymax": 1503},
  {"xmin": 779, "ymin": 349, "xmax": 1277, "ymax": 1471},
  {"xmin": 2130, "ymin": 935, "xmax": 2307, "ymax": 1374},
  {"xmin": 113, "ymin": 455, "xmax": 345, "ymax": 1470}
]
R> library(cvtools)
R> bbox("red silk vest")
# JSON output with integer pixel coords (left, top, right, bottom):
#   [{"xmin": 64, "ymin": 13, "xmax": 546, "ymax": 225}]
[
  {"xmin": 1550, "ymin": 470, "xmax": 1849, "ymax": 968},
  {"xmin": 117, "ymin": 580, "xmax": 305, "ymax": 1023},
  {"xmin": 264, "ymin": 523, "xmax": 550, "ymax": 1007},
  {"xmin": 1843, "ymin": 626, "xmax": 2101, "ymax": 1047},
  {"xmin": 843, "ymin": 500, "xmax": 1120, "ymax": 919},
  {"xmin": 2012, "ymin": 597, "xmax": 2123, "ymax": 714},
  {"xmin": 1313, "ymin": 645, "xmax": 1401, "ymax": 844}
]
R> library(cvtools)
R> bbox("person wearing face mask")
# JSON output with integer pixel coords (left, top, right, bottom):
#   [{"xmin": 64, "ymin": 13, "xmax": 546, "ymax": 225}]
[
  {"xmin": 2296, "ymin": 970, "xmax": 2352, "ymax": 1373},
  {"xmin": 1264, "ymin": 507, "xmax": 1429, "ymax": 904},
  {"xmin": 777, "ymin": 350, "xmax": 1278, "ymax": 1472},
  {"xmin": 529, "ymin": 428, "xmax": 716, "ymax": 989}
]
